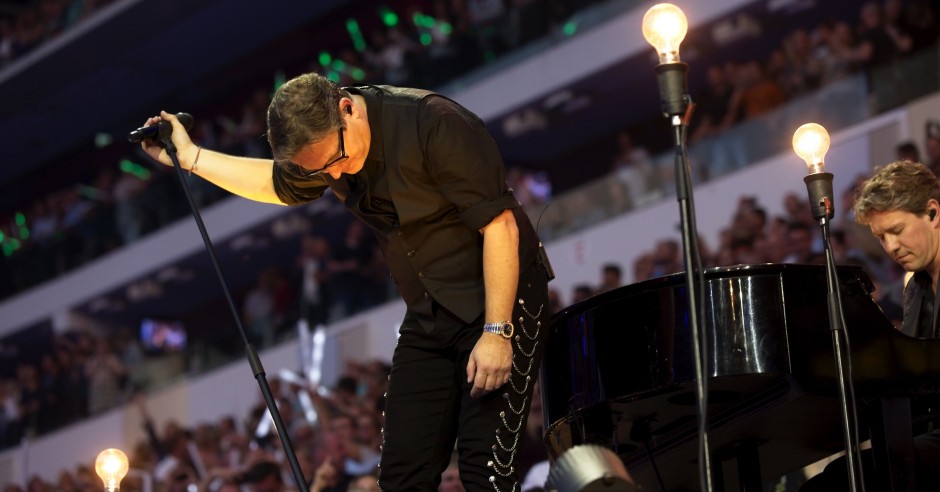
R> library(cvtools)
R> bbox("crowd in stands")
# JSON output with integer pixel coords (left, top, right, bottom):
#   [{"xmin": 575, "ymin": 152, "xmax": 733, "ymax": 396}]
[
  {"xmin": 0, "ymin": 0, "xmax": 598, "ymax": 299},
  {"xmin": 561, "ymin": 169, "xmax": 908, "ymax": 326},
  {"xmin": 2, "ymin": 176, "xmax": 912, "ymax": 489},
  {"xmin": 2, "ymin": 0, "xmax": 938, "ymax": 298},
  {"xmin": 2, "ymin": 357, "xmax": 552, "ymax": 492},
  {"xmin": 604, "ymin": 0, "xmax": 939, "ymax": 210},
  {"xmin": 2, "ymin": 0, "xmax": 940, "ymax": 489},
  {"xmin": 0, "ymin": 0, "xmax": 119, "ymax": 67},
  {"xmin": 517, "ymin": 0, "xmax": 940, "ymax": 241},
  {"xmin": 0, "ymin": 206, "xmax": 401, "ymax": 452},
  {"xmin": 0, "ymin": 327, "xmax": 142, "ymax": 450}
]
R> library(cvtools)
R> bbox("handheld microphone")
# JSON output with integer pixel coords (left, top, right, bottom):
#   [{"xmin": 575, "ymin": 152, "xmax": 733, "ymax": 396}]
[{"xmin": 128, "ymin": 112, "xmax": 195, "ymax": 143}]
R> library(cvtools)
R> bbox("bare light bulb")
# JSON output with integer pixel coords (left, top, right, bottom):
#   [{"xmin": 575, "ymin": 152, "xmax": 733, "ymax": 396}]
[
  {"xmin": 642, "ymin": 3, "xmax": 688, "ymax": 64},
  {"xmin": 792, "ymin": 123, "xmax": 831, "ymax": 174},
  {"xmin": 95, "ymin": 448, "xmax": 129, "ymax": 492}
]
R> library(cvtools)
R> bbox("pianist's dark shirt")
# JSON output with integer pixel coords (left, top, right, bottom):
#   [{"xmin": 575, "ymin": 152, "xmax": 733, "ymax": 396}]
[{"xmin": 902, "ymin": 270, "xmax": 940, "ymax": 339}]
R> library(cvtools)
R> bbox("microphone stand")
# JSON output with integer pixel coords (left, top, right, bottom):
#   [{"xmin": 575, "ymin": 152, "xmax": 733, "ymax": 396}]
[
  {"xmin": 804, "ymin": 172, "xmax": 864, "ymax": 492},
  {"xmin": 157, "ymin": 131, "xmax": 309, "ymax": 491},
  {"xmin": 655, "ymin": 61, "xmax": 713, "ymax": 492}
]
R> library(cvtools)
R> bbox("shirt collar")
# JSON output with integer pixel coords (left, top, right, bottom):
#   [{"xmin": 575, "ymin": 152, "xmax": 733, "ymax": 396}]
[{"xmin": 344, "ymin": 85, "xmax": 384, "ymax": 175}]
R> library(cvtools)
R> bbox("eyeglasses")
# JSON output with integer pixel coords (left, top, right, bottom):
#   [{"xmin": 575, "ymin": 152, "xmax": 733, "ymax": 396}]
[{"xmin": 297, "ymin": 127, "xmax": 347, "ymax": 177}]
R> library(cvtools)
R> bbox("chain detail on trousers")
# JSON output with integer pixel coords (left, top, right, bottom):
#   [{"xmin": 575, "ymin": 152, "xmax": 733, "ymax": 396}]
[{"xmin": 487, "ymin": 297, "xmax": 543, "ymax": 492}]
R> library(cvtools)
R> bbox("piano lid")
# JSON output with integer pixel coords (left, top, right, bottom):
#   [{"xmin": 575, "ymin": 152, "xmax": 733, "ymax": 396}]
[{"xmin": 541, "ymin": 264, "xmax": 940, "ymax": 489}]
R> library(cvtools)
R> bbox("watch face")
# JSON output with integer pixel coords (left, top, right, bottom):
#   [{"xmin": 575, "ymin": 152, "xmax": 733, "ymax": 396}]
[{"xmin": 501, "ymin": 322, "xmax": 514, "ymax": 338}]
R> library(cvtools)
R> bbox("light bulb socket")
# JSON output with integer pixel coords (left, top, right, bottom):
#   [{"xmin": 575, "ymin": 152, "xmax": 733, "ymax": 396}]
[
  {"xmin": 806, "ymin": 161, "xmax": 826, "ymax": 174},
  {"xmin": 654, "ymin": 62, "xmax": 690, "ymax": 117},
  {"xmin": 804, "ymin": 172, "xmax": 834, "ymax": 220}
]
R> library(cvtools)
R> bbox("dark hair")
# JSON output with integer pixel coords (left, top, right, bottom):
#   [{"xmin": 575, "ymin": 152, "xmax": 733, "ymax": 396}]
[
  {"xmin": 751, "ymin": 207, "xmax": 767, "ymax": 223},
  {"xmin": 730, "ymin": 235, "xmax": 755, "ymax": 250},
  {"xmin": 832, "ymin": 229, "xmax": 846, "ymax": 243},
  {"xmin": 239, "ymin": 460, "xmax": 282, "ymax": 484},
  {"xmin": 337, "ymin": 375, "xmax": 358, "ymax": 394},
  {"xmin": 896, "ymin": 141, "xmax": 920, "ymax": 161},
  {"xmin": 787, "ymin": 220, "xmax": 811, "ymax": 233},
  {"xmin": 573, "ymin": 284, "xmax": 593, "ymax": 297},
  {"xmin": 266, "ymin": 72, "xmax": 349, "ymax": 166}
]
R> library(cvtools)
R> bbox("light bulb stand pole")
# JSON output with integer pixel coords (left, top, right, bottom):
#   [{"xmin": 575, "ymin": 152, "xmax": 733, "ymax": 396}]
[
  {"xmin": 654, "ymin": 60, "xmax": 714, "ymax": 492},
  {"xmin": 158, "ymin": 134, "xmax": 308, "ymax": 491},
  {"xmin": 804, "ymin": 171, "xmax": 864, "ymax": 492}
]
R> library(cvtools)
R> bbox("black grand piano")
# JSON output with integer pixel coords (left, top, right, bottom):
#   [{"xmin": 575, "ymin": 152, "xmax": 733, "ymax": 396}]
[{"xmin": 541, "ymin": 264, "xmax": 940, "ymax": 491}]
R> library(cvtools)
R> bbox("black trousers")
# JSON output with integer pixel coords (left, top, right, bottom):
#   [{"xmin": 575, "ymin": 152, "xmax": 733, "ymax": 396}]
[{"xmin": 378, "ymin": 262, "xmax": 551, "ymax": 491}]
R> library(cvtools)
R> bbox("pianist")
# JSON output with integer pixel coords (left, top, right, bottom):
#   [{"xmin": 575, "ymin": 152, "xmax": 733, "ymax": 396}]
[
  {"xmin": 854, "ymin": 159, "xmax": 940, "ymax": 338},
  {"xmin": 804, "ymin": 159, "xmax": 940, "ymax": 491}
]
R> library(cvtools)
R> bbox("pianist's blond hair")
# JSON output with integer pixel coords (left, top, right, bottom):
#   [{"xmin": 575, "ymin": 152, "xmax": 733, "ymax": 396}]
[{"xmin": 853, "ymin": 159, "xmax": 940, "ymax": 225}]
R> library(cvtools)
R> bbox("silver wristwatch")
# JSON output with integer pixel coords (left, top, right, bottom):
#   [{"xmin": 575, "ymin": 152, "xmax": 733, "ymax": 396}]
[{"xmin": 483, "ymin": 321, "xmax": 514, "ymax": 339}]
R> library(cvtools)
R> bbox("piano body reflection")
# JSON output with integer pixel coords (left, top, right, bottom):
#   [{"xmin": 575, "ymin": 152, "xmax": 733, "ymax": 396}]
[{"xmin": 542, "ymin": 264, "xmax": 940, "ymax": 491}]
